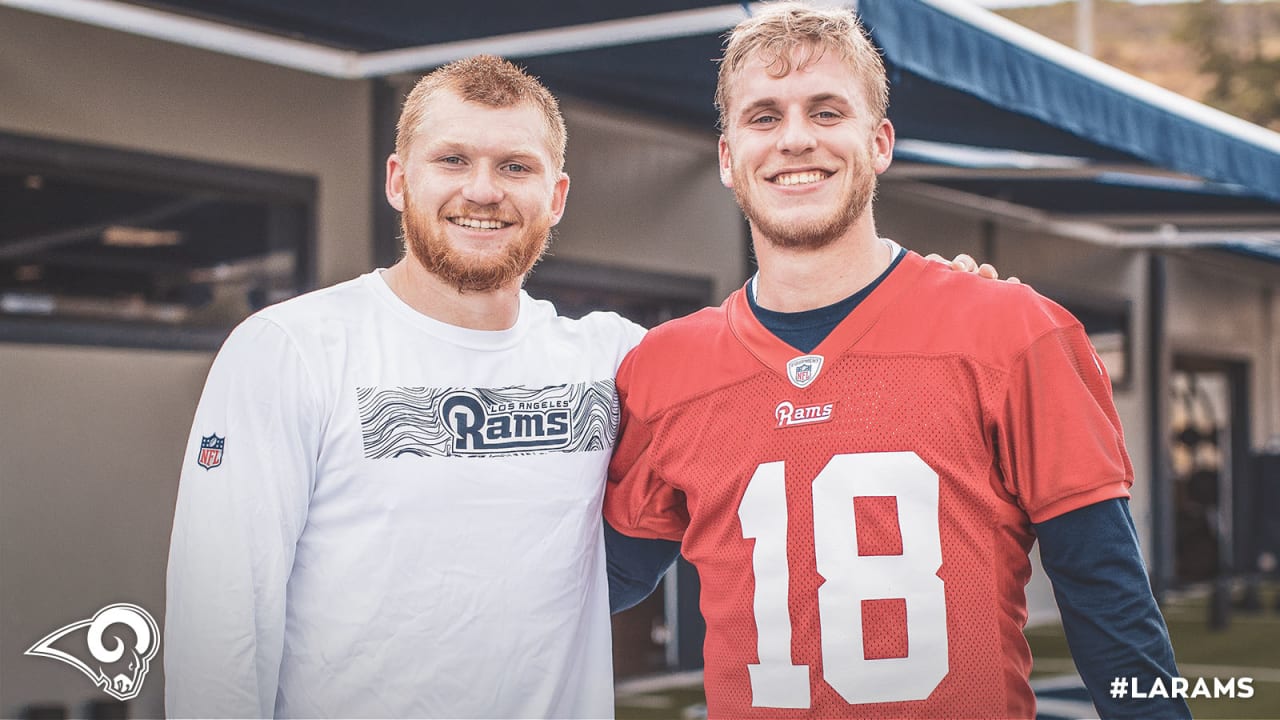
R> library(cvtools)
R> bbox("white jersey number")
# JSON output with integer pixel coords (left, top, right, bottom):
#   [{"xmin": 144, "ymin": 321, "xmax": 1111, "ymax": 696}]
[{"xmin": 738, "ymin": 451, "xmax": 948, "ymax": 708}]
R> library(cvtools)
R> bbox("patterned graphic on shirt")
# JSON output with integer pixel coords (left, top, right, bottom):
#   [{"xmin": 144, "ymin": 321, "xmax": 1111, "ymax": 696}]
[{"xmin": 357, "ymin": 380, "xmax": 618, "ymax": 458}]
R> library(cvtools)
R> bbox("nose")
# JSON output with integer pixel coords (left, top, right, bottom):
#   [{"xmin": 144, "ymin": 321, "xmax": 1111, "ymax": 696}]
[
  {"xmin": 776, "ymin": 115, "xmax": 817, "ymax": 155},
  {"xmin": 461, "ymin": 165, "xmax": 504, "ymax": 206}
]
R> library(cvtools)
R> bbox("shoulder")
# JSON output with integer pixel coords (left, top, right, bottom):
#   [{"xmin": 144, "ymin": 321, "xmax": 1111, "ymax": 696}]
[
  {"xmin": 214, "ymin": 274, "xmax": 378, "ymax": 375},
  {"xmin": 253, "ymin": 273, "xmax": 373, "ymax": 331},
  {"xmin": 900, "ymin": 256, "xmax": 1083, "ymax": 362},
  {"xmin": 913, "ymin": 257, "xmax": 1070, "ymax": 325},
  {"xmin": 538, "ymin": 300, "xmax": 648, "ymax": 350},
  {"xmin": 520, "ymin": 295, "xmax": 649, "ymax": 373},
  {"xmin": 631, "ymin": 302, "xmax": 730, "ymax": 360},
  {"xmin": 614, "ymin": 298, "xmax": 744, "ymax": 414}
]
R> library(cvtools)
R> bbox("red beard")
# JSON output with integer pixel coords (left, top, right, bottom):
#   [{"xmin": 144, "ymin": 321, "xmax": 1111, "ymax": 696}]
[{"xmin": 401, "ymin": 190, "xmax": 550, "ymax": 293}]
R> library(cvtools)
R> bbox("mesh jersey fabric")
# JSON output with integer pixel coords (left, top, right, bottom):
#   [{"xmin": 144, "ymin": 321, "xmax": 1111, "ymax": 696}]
[
  {"xmin": 166, "ymin": 270, "xmax": 645, "ymax": 718},
  {"xmin": 604, "ymin": 250, "xmax": 1132, "ymax": 719}
]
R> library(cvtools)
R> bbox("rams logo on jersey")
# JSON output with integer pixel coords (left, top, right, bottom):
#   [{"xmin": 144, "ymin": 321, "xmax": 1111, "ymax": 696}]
[
  {"xmin": 775, "ymin": 400, "xmax": 834, "ymax": 428},
  {"xmin": 440, "ymin": 391, "xmax": 573, "ymax": 454}
]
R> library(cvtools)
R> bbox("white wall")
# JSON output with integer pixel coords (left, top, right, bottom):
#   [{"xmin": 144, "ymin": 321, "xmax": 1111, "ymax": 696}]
[
  {"xmin": 0, "ymin": 346, "xmax": 212, "ymax": 718},
  {"xmin": 0, "ymin": 7, "xmax": 373, "ymax": 716},
  {"xmin": 557, "ymin": 99, "xmax": 747, "ymax": 303}
]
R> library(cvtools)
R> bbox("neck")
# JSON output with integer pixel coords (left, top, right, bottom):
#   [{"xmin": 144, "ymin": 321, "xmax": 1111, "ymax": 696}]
[
  {"xmin": 752, "ymin": 218, "xmax": 891, "ymax": 313},
  {"xmin": 382, "ymin": 257, "xmax": 522, "ymax": 331}
]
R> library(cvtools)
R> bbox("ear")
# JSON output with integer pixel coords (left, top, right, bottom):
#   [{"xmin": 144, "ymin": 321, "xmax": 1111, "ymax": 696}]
[
  {"xmin": 385, "ymin": 153, "xmax": 406, "ymax": 212},
  {"xmin": 547, "ymin": 172, "xmax": 571, "ymax": 226},
  {"xmin": 718, "ymin": 135, "xmax": 734, "ymax": 188},
  {"xmin": 871, "ymin": 118, "xmax": 895, "ymax": 175}
]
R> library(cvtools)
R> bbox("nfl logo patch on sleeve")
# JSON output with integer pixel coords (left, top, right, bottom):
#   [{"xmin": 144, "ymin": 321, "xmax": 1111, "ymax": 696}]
[{"xmin": 197, "ymin": 434, "xmax": 225, "ymax": 470}]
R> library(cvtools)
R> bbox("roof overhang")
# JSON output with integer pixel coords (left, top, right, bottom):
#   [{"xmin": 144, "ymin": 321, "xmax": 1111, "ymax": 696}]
[{"xmin": 6, "ymin": 0, "xmax": 1280, "ymax": 261}]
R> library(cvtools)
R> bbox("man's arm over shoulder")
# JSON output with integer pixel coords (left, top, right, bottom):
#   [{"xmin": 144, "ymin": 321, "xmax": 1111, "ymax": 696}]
[
  {"xmin": 165, "ymin": 316, "xmax": 320, "ymax": 718},
  {"xmin": 1037, "ymin": 499, "xmax": 1190, "ymax": 719}
]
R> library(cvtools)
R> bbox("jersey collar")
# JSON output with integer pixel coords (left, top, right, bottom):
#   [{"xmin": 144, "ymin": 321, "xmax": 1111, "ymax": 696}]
[{"xmin": 727, "ymin": 249, "xmax": 929, "ymax": 383}]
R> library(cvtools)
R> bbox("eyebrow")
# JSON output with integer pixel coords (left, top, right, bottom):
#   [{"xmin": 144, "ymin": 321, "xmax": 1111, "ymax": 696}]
[
  {"xmin": 807, "ymin": 93, "xmax": 852, "ymax": 107},
  {"xmin": 736, "ymin": 97, "xmax": 780, "ymax": 121},
  {"xmin": 736, "ymin": 92, "xmax": 854, "ymax": 121},
  {"xmin": 430, "ymin": 141, "xmax": 547, "ymax": 166}
]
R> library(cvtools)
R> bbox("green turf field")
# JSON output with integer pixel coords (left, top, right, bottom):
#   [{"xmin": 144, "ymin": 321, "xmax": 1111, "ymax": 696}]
[
  {"xmin": 1026, "ymin": 581, "xmax": 1280, "ymax": 719},
  {"xmin": 616, "ymin": 582, "xmax": 1280, "ymax": 719}
]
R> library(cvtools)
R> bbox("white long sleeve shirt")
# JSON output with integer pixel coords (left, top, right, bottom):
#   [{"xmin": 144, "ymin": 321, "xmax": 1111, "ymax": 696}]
[{"xmin": 165, "ymin": 271, "xmax": 644, "ymax": 718}]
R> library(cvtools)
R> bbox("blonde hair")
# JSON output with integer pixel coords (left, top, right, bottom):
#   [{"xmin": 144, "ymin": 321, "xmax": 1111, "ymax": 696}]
[
  {"xmin": 396, "ymin": 55, "xmax": 567, "ymax": 170},
  {"xmin": 715, "ymin": 2, "xmax": 889, "ymax": 129}
]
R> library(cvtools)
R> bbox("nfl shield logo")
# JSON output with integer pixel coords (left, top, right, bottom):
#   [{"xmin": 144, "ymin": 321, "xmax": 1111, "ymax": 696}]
[
  {"xmin": 785, "ymin": 354, "xmax": 824, "ymax": 389},
  {"xmin": 795, "ymin": 363, "xmax": 814, "ymax": 383},
  {"xmin": 197, "ymin": 434, "xmax": 225, "ymax": 470}
]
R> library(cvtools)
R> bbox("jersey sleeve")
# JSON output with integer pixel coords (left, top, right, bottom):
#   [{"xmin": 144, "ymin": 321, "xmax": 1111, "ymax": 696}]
[
  {"xmin": 164, "ymin": 316, "xmax": 321, "ymax": 718},
  {"xmin": 604, "ymin": 348, "xmax": 690, "ymax": 543},
  {"xmin": 995, "ymin": 322, "xmax": 1132, "ymax": 523}
]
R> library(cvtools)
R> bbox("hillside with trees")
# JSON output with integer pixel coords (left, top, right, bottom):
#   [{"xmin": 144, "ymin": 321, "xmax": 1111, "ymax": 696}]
[{"xmin": 996, "ymin": 0, "xmax": 1280, "ymax": 130}]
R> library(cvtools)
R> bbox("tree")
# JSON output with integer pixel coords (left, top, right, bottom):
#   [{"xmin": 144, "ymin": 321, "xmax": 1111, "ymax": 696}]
[{"xmin": 1178, "ymin": 0, "xmax": 1280, "ymax": 130}]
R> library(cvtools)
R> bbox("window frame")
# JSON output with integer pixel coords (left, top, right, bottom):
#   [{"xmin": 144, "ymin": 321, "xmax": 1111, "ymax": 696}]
[{"xmin": 0, "ymin": 131, "xmax": 317, "ymax": 351}]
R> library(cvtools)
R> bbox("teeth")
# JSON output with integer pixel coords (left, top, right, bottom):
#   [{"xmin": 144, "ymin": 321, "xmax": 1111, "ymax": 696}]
[
  {"xmin": 773, "ymin": 171, "xmax": 827, "ymax": 186},
  {"xmin": 450, "ymin": 217, "xmax": 510, "ymax": 230}
]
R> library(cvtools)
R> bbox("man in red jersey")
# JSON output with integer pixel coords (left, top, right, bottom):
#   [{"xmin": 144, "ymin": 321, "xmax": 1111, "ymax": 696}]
[{"xmin": 604, "ymin": 3, "xmax": 1189, "ymax": 718}]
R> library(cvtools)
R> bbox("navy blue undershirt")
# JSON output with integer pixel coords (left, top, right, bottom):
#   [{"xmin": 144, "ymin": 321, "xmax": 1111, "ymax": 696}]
[
  {"xmin": 745, "ymin": 245, "xmax": 905, "ymax": 353},
  {"xmin": 1036, "ymin": 499, "xmax": 1189, "ymax": 718},
  {"xmin": 604, "ymin": 251, "xmax": 1186, "ymax": 717}
]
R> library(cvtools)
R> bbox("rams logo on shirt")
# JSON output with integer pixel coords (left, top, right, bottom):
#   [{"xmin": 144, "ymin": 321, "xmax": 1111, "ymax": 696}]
[
  {"xmin": 356, "ymin": 380, "xmax": 618, "ymax": 458},
  {"xmin": 440, "ymin": 391, "xmax": 572, "ymax": 454}
]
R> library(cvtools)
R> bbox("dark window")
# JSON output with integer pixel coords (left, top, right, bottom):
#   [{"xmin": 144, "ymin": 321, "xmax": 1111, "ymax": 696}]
[{"xmin": 0, "ymin": 132, "xmax": 315, "ymax": 350}]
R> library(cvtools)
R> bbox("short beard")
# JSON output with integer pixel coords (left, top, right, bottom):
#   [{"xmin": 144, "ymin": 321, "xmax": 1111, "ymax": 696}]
[
  {"xmin": 401, "ymin": 190, "xmax": 550, "ymax": 293},
  {"xmin": 731, "ymin": 153, "xmax": 877, "ymax": 251}
]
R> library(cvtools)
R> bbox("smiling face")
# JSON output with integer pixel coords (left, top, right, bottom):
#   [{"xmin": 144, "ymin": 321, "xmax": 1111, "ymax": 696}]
[
  {"xmin": 718, "ymin": 46, "xmax": 893, "ymax": 251},
  {"xmin": 386, "ymin": 89, "xmax": 569, "ymax": 293}
]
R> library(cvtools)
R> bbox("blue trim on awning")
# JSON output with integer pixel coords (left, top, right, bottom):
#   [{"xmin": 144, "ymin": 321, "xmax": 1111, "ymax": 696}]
[
  {"xmin": 858, "ymin": 0, "xmax": 1280, "ymax": 203},
  {"xmin": 930, "ymin": 177, "xmax": 1278, "ymax": 215},
  {"xmin": 1216, "ymin": 242, "xmax": 1280, "ymax": 264}
]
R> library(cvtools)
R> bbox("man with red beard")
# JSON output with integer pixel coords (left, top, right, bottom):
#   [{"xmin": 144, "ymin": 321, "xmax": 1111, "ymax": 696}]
[
  {"xmin": 164, "ymin": 55, "xmax": 642, "ymax": 719},
  {"xmin": 604, "ymin": 3, "xmax": 1189, "ymax": 719},
  {"xmin": 165, "ymin": 50, "xmax": 998, "ymax": 719}
]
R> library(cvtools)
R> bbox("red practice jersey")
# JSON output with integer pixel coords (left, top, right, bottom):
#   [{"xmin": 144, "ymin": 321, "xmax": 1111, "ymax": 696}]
[{"xmin": 604, "ymin": 251, "xmax": 1132, "ymax": 719}]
